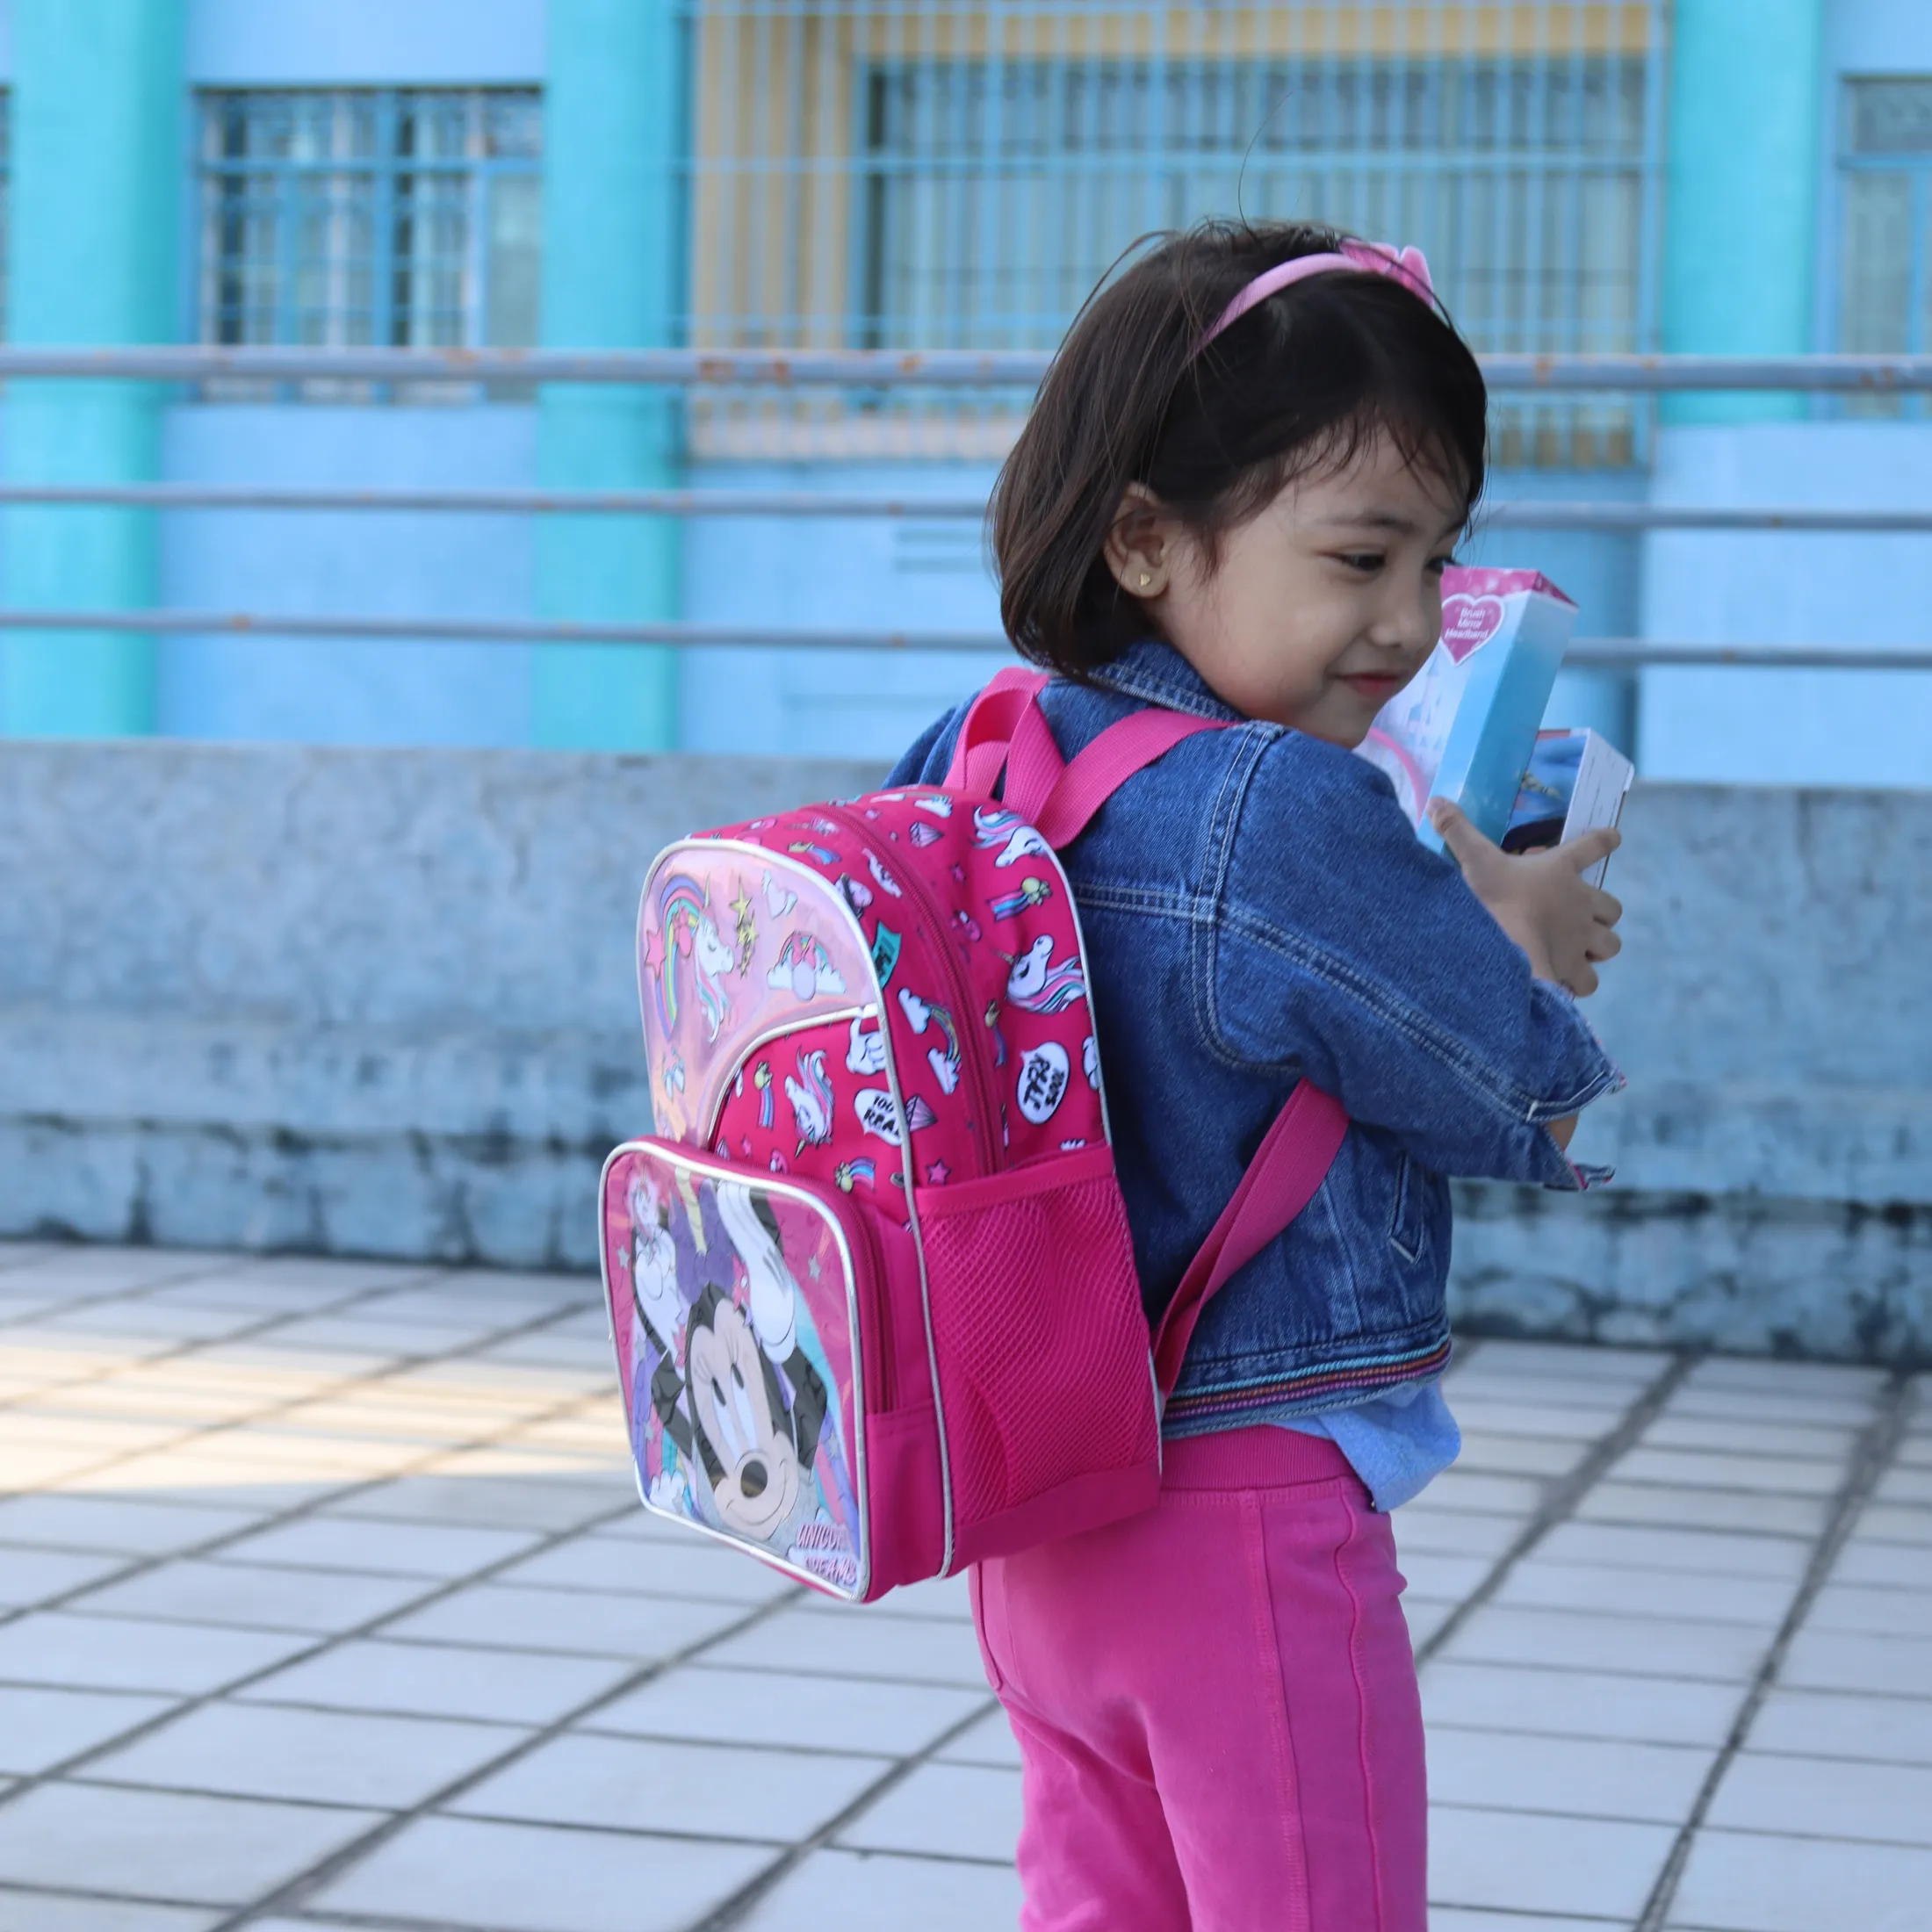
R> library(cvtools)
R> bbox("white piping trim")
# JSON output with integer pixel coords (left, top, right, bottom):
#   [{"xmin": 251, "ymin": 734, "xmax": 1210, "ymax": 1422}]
[
  {"xmin": 598, "ymin": 1135, "xmax": 876, "ymax": 1603},
  {"xmin": 642, "ymin": 835, "xmax": 956, "ymax": 1580}
]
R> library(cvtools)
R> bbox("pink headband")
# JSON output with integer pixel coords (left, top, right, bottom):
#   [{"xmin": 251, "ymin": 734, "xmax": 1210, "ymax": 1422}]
[{"xmin": 1194, "ymin": 240, "xmax": 1436, "ymax": 356}]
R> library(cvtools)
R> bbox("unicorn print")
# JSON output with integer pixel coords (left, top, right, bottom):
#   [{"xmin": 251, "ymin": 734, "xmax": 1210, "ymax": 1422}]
[
  {"xmin": 972, "ymin": 805, "xmax": 1051, "ymax": 869},
  {"xmin": 656, "ymin": 874, "xmax": 736, "ymax": 1043},
  {"xmin": 865, "ymin": 851, "xmax": 904, "ymax": 898},
  {"xmin": 1005, "ymin": 934, "xmax": 1088, "ymax": 1015},
  {"xmin": 783, "ymin": 1047, "xmax": 836, "ymax": 1153}
]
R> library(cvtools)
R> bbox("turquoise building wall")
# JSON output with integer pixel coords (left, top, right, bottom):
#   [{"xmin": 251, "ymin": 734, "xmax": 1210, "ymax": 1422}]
[
  {"xmin": 531, "ymin": 0, "xmax": 682, "ymax": 753},
  {"xmin": 1639, "ymin": 0, "xmax": 1932, "ymax": 789},
  {"xmin": 0, "ymin": 0, "xmax": 1922, "ymax": 778},
  {"xmin": 1659, "ymin": 0, "xmax": 1827, "ymax": 425},
  {"xmin": 1, "ymin": 0, "xmax": 184, "ymax": 738}
]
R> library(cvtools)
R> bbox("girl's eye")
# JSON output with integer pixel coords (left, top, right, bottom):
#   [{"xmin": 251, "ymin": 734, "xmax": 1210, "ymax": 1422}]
[
  {"xmin": 1427, "ymin": 553, "xmax": 1457, "ymax": 577},
  {"xmin": 1337, "ymin": 551, "xmax": 1385, "ymax": 574}
]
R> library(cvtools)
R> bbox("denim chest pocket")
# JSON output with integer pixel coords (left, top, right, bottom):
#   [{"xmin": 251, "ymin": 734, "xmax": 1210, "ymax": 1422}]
[{"xmin": 1388, "ymin": 1153, "xmax": 1429, "ymax": 1265}]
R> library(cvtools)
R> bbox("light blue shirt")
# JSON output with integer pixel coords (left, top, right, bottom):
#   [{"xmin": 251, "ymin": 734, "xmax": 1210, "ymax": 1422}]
[{"xmin": 1280, "ymin": 1377, "xmax": 1460, "ymax": 1511}]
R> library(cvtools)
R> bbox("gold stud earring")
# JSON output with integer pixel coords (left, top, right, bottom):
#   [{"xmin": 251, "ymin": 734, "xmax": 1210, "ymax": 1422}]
[{"xmin": 1138, "ymin": 573, "xmax": 1153, "ymax": 589}]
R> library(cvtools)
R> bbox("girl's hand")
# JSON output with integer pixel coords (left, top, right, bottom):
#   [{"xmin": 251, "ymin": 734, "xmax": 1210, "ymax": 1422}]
[{"xmin": 1426, "ymin": 799, "xmax": 1625, "ymax": 996}]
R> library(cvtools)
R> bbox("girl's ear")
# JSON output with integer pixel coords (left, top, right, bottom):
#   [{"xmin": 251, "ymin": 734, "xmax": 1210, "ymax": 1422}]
[{"xmin": 1104, "ymin": 483, "xmax": 1175, "ymax": 600}]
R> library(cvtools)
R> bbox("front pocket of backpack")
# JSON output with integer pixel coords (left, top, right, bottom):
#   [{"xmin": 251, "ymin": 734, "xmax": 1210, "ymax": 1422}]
[
  {"xmin": 912, "ymin": 1146, "xmax": 1157, "ymax": 1543},
  {"xmin": 601, "ymin": 1140, "xmax": 876, "ymax": 1598}
]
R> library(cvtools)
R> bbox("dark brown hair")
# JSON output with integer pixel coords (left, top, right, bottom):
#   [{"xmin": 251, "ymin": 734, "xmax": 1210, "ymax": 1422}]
[{"xmin": 990, "ymin": 220, "xmax": 1489, "ymax": 674}]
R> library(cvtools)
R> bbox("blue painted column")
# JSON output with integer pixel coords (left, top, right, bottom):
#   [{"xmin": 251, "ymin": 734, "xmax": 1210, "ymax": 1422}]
[
  {"xmin": 531, "ymin": 0, "xmax": 683, "ymax": 750},
  {"xmin": 1, "ymin": 0, "xmax": 184, "ymax": 738},
  {"xmin": 1660, "ymin": 0, "xmax": 1827, "ymax": 423}
]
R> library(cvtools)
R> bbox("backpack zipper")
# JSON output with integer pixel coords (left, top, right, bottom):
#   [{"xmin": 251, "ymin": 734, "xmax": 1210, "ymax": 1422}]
[{"xmin": 825, "ymin": 804, "xmax": 999, "ymax": 1179}]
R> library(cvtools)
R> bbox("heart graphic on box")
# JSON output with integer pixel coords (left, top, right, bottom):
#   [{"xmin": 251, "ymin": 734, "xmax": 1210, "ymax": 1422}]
[{"xmin": 1438, "ymin": 594, "xmax": 1507, "ymax": 664}]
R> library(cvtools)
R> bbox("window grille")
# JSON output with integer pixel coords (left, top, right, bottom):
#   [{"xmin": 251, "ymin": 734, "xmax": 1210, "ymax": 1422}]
[
  {"xmin": 684, "ymin": 1, "xmax": 1665, "ymax": 467},
  {"xmin": 197, "ymin": 89, "xmax": 542, "ymax": 393},
  {"xmin": 1839, "ymin": 76, "xmax": 1932, "ymax": 416}
]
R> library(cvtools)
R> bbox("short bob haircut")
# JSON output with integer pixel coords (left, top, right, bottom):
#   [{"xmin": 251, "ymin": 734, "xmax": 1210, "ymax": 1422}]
[{"xmin": 990, "ymin": 219, "xmax": 1489, "ymax": 676}]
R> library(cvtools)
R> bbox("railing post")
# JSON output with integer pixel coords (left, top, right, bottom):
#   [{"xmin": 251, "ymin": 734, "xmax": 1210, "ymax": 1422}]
[
  {"xmin": 1660, "ymin": 0, "xmax": 1827, "ymax": 425},
  {"xmin": 0, "ymin": 0, "xmax": 185, "ymax": 739},
  {"xmin": 530, "ymin": 0, "xmax": 684, "ymax": 752}
]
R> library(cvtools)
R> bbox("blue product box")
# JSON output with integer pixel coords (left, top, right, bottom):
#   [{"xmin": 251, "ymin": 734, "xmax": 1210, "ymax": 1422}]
[{"xmin": 1357, "ymin": 567, "xmax": 1579, "ymax": 851}]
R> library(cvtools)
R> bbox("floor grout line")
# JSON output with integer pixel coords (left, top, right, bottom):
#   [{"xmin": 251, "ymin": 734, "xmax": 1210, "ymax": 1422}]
[
  {"xmin": 0, "ymin": 1301, "xmax": 628, "ymax": 1811},
  {"xmin": 204, "ymin": 1584, "xmax": 807, "ymax": 1932},
  {"xmin": 0, "ymin": 1272, "xmax": 603, "ymax": 1513},
  {"xmin": 688, "ymin": 1691, "xmax": 1005, "ymax": 1932},
  {"xmin": 8, "ymin": 1267, "xmax": 1922, "ymax": 1932},
  {"xmin": 1413, "ymin": 1349, "xmax": 1703, "ymax": 1669},
  {"xmin": 0, "ymin": 1264, "xmax": 475, "ymax": 1457},
  {"xmin": 1632, "ymin": 1366, "xmax": 1919, "ymax": 1932}
]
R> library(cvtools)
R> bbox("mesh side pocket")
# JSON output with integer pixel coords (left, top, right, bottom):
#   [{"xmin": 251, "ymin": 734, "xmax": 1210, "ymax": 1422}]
[{"xmin": 916, "ymin": 1160, "xmax": 1157, "ymax": 1537}]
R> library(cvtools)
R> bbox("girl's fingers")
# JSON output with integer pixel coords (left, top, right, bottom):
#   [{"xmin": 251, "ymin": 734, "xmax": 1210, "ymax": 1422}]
[
  {"xmin": 1587, "ymin": 927, "xmax": 1624, "ymax": 962},
  {"xmin": 1590, "ymin": 888, "xmax": 1624, "ymax": 926},
  {"xmin": 1426, "ymin": 797, "xmax": 1500, "ymax": 872},
  {"xmin": 1561, "ymin": 827, "xmax": 1621, "ymax": 875},
  {"xmin": 1567, "ymin": 961, "xmax": 1600, "ymax": 998}
]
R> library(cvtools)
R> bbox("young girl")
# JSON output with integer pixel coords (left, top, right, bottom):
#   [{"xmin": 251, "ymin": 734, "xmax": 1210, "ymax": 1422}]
[{"xmin": 888, "ymin": 221, "xmax": 1625, "ymax": 1931}]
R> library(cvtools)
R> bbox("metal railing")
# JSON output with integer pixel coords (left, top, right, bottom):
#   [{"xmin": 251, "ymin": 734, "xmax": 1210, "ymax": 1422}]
[
  {"xmin": 0, "ymin": 346, "xmax": 1927, "ymax": 672},
  {"xmin": 0, "ymin": 606, "xmax": 1921, "ymax": 671},
  {"xmin": 0, "ymin": 483, "xmax": 1928, "ymax": 535},
  {"xmin": 0, "ymin": 345, "xmax": 1928, "ymax": 390}
]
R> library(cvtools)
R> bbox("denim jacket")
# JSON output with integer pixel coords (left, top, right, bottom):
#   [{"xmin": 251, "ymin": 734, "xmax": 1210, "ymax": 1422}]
[{"xmin": 890, "ymin": 639, "xmax": 1623, "ymax": 1438}]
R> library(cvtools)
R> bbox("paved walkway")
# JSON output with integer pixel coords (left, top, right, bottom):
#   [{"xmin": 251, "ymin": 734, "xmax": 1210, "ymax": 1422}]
[{"xmin": 0, "ymin": 1242, "xmax": 1924, "ymax": 1932}]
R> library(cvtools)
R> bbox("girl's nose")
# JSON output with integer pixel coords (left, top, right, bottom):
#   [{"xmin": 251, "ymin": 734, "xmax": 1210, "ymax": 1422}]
[{"xmin": 1371, "ymin": 585, "xmax": 1441, "ymax": 656}]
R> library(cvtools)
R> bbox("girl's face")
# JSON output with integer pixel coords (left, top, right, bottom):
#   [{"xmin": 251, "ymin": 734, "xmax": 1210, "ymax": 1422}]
[{"xmin": 1108, "ymin": 429, "xmax": 1467, "ymax": 748}]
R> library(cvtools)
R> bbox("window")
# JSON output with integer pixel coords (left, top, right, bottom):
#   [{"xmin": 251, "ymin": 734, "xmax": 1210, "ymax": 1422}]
[
  {"xmin": 198, "ymin": 89, "xmax": 542, "ymax": 369},
  {"xmin": 681, "ymin": 2, "xmax": 1663, "ymax": 467},
  {"xmin": 858, "ymin": 54, "xmax": 1653, "ymax": 465},
  {"xmin": 1839, "ymin": 77, "xmax": 1932, "ymax": 408}
]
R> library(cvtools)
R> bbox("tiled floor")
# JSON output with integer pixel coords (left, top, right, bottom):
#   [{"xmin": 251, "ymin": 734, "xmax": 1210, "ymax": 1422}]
[{"xmin": 0, "ymin": 1243, "xmax": 1925, "ymax": 1932}]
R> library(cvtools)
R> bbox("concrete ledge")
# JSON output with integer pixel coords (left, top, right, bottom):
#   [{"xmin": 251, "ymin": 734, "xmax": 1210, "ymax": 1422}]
[
  {"xmin": 1450, "ymin": 1183, "xmax": 1932, "ymax": 1363},
  {"xmin": 3, "ymin": 740, "xmax": 1928, "ymax": 1359}
]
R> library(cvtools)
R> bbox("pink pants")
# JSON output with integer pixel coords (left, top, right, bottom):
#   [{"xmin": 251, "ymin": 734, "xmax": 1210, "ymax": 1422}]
[{"xmin": 970, "ymin": 1426, "xmax": 1426, "ymax": 1932}]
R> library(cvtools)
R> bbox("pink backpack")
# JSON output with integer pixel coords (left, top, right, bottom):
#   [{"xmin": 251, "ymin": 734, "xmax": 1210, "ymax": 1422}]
[{"xmin": 598, "ymin": 668, "xmax": 1347, "ymax": 1602}]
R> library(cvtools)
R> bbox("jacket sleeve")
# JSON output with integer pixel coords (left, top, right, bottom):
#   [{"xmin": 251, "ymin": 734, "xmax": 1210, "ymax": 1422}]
[{"xmin": 1211, "ymin": 730, "xmax": 1623, "ymax": 1189}]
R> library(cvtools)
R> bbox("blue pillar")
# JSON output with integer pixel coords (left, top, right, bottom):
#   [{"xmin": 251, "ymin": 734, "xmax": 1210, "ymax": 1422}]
[
  {"xmin": 1660, "ymin": 0, "xmax": 1827, "ymax": 424},
  {"xmin": 531, "ymin": 0, "xmax": 683, "ymax": 751},
  {"xmin": 1, "ymin": 0, "xmax": 184, "ymax": 738}
]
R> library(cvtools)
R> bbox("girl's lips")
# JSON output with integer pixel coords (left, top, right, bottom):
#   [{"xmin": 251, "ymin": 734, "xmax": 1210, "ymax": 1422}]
[{"xmin": 1339, "ymin": 673, "xmax": 1404, "ymax": 703}]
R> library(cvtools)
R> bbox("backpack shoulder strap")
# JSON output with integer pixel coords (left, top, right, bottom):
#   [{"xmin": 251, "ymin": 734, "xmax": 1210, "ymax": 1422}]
[
  {"xmin": 945, "ymin": 673, "xmax": 1351, "ymax": 1370},
  {"xmin": 943, "ymin": 669, "xmax": 1227, "ymax": 843},
  {"xmin": 1150, "ymin": 1079, "xmax": 1351, "ymax": 1400},
  {"xmin": 1030, "ymin": 707, "xmax": 1222, "ymax": 847}
]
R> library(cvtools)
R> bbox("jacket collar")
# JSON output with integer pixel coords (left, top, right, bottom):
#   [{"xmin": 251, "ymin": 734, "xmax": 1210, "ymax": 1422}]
[{"xmin": 1085, "ymin": 638, "xmax": 1248, "ymax": 724}]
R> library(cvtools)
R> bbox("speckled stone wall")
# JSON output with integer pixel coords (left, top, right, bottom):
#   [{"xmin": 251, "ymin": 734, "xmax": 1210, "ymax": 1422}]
[
  {"xmin": 0, "ymin": 741, "xmax": 877, "ymax": 1268},
  {"xmin": 3, "ymin": 745, "xmax": 1927, "ymax": 1357}
]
